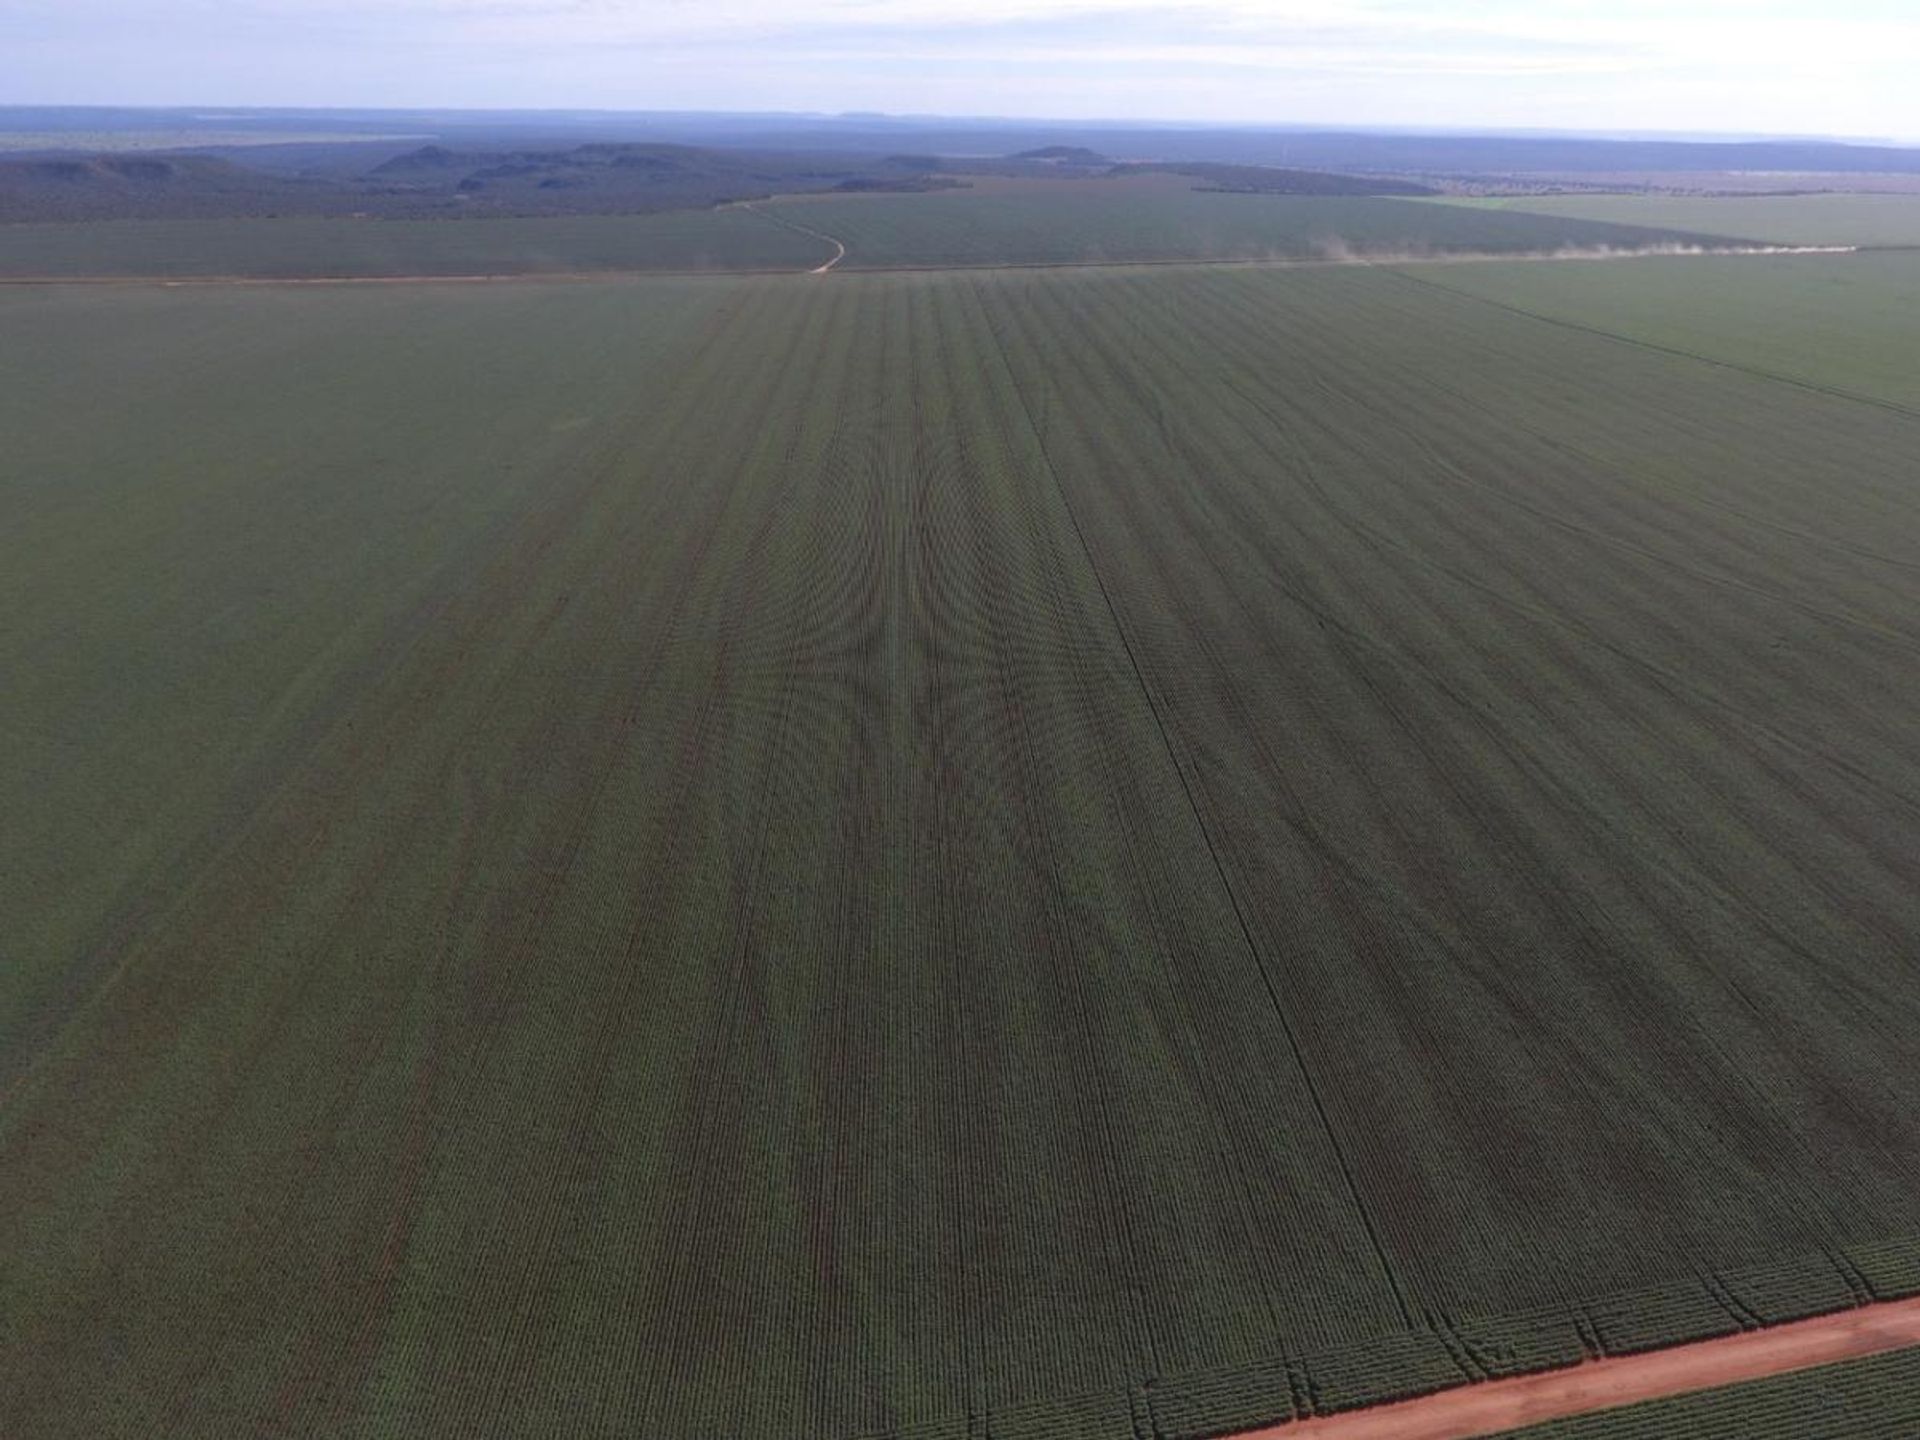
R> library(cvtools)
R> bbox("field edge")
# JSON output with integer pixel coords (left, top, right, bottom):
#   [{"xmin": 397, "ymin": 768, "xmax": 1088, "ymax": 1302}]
[{"xmin": 852, "ymin": 1234, "xmax": 1920, "ymax": 1440}]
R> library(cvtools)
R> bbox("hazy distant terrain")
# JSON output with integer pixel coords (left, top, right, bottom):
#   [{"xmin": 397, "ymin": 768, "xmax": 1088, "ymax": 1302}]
[
  {"xmin": 0, "ymin": 128, "xmax": 427, "ymax": 152},
  {"xmin": 0, "ymin": 143, "xmax": 966, "ymax": 222},
  {"xmin": 10, "ymin": 107, "xmax": 1920, "ymax": 230}
]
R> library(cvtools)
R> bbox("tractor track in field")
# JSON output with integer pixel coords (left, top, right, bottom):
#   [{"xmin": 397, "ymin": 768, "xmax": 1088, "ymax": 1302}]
[{"xmin": 1384, "ymin": 259, "xmax": 1920, "ymax": 424}]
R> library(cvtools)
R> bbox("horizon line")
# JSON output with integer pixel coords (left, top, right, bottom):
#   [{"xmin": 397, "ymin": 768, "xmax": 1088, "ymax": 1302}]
[{"xmin": 1, "ymin": 102, "xmax": 1912, "ymax": 151}]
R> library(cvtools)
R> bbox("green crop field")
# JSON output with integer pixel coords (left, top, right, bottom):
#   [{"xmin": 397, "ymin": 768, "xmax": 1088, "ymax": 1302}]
[
  {"xmin": 1400, "ymin": 250, "xmax": 1920, "ymax": 410},
  {"xmin": 0, "ymin": 209, "xmax": 833, "ymax": 278},
  {"xmin": 0, "ymin": 184, "xmax": 1741, "ymax": 281},
  {"xmin": 6, "ymin": 258, "xmax": 1920, "ymax": 1440},
  {"xmin": 758, "ymin": 181, "xmax": 1736, "ymax": 268},
  {"xmin": 1436, "ymin": 192, "xmax": 1920, "ymax": 248}
]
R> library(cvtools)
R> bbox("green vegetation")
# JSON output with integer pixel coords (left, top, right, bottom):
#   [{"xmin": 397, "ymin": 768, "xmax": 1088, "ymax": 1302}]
[
  {"xmin": 1404, "ymin": 251, "xmax": 1920, "ymax": 410},
  {"xmin": 1492, "ymin": 1346, "xmax": 1920, "ymax": 1437},
  {"xmin": 0, "ymin": 209, "xmax": 831, "ymax": 277},
  {"xmin": 760, "ymin": 182, "xmax": 1736, "ymax": 268},
  {"xmin": 1439, "ymin": 192, "xmax": 1920, "ymax": 247},
  {"xmin": 0, "ymin": 142, "xmax": 965, "ymax": 222},
  {"xmin": 0, "ymin": 184, "xmax": 1748, "ymax": 280},
  {"xmin": 6, "ymin": 262, "xmax": 1920, "ymax": 1439}
]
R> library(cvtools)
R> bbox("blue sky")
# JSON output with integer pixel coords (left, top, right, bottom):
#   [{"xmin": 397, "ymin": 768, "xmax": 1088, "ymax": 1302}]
[{"xmin": 2, "ymin": 1, "xmax": 1912, "ymax": 140}]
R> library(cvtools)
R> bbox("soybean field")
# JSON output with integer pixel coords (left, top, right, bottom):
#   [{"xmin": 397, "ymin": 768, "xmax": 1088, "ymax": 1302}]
[
  {"xmin": 1440, "ymin": 192, "xmax": 1920, "ymax": 249},
  {"xmin": 1410, "ymin": 249, "xmax": 1920, "ymax": 410},
  {"xmin": 5, "ymin": 258, "xmax": 1920, "ymax": 1439},
  {"xmin": 0, "ymin": 208, "xmax": 833, "ymax": 278}
]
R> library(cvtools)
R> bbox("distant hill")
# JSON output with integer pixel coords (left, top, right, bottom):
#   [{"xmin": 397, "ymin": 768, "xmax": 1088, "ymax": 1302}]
[
  {"xmin": 0, "ymin": 143, "xmax": 955, "ymax": 222},
  {"xmin": 0, "ymin": 153, "xmax": 351, "ymax": 220},
  {"xmin": 370, "ymin": 141, "xmax": 956, "ymax": 210},
  {"xmin": 0, "ymin": 138, "xmax": 1438, "ymax": 227},
  {"xmin": 1009, "ymin": 145, "xmax": 1109, "ymax": 165},
  {"xmin": 366, "ymin": 144, "xmax": 471, "ymax": 173},
  {"xmin": 832, "ymin": 176, "xmax": 969, "ymax": 193},
  {"xmin": 1113, "ymin": 162, "xmax": 1439, "ymax": 197},
  {"xmin": 370, "ymin": 142, "xmax": 715, "ymax": 179}
]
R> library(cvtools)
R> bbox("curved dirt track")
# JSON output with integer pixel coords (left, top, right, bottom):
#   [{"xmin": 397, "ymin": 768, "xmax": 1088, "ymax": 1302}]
[
  {"xmin": 736, "ymin": 200, "xmax": 848, "ymax": 272},
  {"xmin": 811, "ymin": 236, "xmax": 849, "ymax": 274},
  {"xmin": 1225, "ymin": 1296, "xmax": 1920, "ymax": 1439}
]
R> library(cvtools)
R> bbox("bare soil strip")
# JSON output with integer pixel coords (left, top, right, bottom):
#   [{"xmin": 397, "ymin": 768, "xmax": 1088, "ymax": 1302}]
[
  {"xmin": 812, "ymin": 238, "xmax": 849, "ymax": 274},
  {"xmin": 1222, "ymin": 1296, "xmax": 1920, "ymax": 1440}
]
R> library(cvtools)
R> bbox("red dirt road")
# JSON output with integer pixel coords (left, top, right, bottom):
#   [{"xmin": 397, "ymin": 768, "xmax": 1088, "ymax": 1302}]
[{"xmin": 1226, "ymin": 1296, "xmax": 1920, "ymax": 1440}]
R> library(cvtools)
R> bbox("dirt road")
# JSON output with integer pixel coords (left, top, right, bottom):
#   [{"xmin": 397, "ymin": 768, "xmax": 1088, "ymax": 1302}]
[{"xmin": 1225, "ymin": 1295, "xmax": 1920, "ymax": 1440}]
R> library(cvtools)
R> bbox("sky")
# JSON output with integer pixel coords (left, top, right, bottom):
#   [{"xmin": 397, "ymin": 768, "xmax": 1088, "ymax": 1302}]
[{"xmin": 2, "ymin": 0, "xmax": 1913, "ymax": 141}]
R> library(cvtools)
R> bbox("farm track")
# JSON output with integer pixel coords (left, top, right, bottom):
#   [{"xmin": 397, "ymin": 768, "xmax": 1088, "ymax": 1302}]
[
  {"xmin": 6, "ymin": 266, "xmax": 1920, "ymax": 1438},
  {"xmin": 1221, "ymin": 1295, "xmax": 1920, "ymax": 1439}
]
